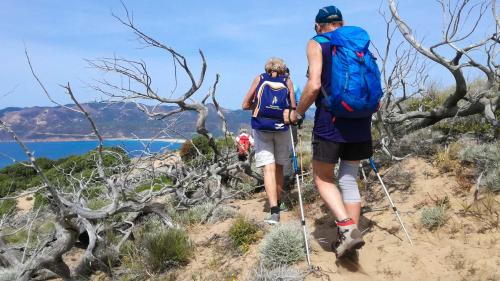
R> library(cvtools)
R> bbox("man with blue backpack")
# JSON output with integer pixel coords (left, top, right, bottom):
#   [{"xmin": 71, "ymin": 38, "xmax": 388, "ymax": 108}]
[
  {"xmin": 242, "ymin": 57, "xmax": 297, "ymax": 224},
  {"xmin": 291, "ymin": 5, "xmax": 383, "ymax": 258}
]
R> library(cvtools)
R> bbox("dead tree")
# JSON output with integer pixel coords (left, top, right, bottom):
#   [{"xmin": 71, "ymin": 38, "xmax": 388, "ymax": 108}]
[
  {"xmin": 378, "ymin": 0, "xmax": 499, "ymax": 138},
  {"xmin": 0, "ymin": 7, "xmax": 259, "ymax": 281},
  {"xmin": 87, "ymin": 4, "xmax": 229, "ymax": 160}
]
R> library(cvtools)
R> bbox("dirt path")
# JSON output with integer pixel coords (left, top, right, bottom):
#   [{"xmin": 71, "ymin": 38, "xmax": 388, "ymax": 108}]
[
  {"xmin": 176, "ymin": 158, "xmax": 500, "ymax": 281},
  {"xmin": 16, "ymin": 194, "xmax": 34, "ymax": 216}
]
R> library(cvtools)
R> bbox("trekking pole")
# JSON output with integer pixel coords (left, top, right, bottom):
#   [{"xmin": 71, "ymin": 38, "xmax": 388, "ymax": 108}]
[
  {"xmin": 369, "ymin": 157, "xmax": 414, "ymax": 246},
  {"xmin": 298, "ymin": 129, "xmax": 305, "ymax": 184},
  {"xmin": 289, "ymin": 127, "xmax": 312, "ymax": 267}
]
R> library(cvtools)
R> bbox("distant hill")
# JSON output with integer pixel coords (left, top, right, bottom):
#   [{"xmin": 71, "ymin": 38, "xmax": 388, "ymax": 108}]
[
  {"xmin": 0, "ymin": 102, "xmax": 252, "ymax": 141},
  {"xmin": 0, "ymin": 102, "xmax": 317, "ymax": 141}
]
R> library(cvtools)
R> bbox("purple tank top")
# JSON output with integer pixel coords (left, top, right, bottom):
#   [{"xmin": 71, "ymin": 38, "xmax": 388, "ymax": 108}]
[{"xmin": 312, "ymin": 34, "xmax": 372, "ymax": 143}]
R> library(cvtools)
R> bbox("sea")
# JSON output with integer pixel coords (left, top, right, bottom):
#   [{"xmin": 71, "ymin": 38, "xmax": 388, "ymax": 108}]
[{"xmin": 0, "ymin": 139, "xmax": 183, "ymax": 169}]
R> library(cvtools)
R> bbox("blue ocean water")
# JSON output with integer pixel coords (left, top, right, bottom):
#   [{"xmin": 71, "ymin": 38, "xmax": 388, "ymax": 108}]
[{"xmin": 0, "ymin": 140, "xmax": 183, "ymax": 169}]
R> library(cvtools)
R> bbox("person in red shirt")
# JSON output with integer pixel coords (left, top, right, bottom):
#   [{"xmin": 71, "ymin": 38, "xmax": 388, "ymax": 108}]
[{"xmin": 235, "ymin": 128, "xmax": 254, "ymax": 161}]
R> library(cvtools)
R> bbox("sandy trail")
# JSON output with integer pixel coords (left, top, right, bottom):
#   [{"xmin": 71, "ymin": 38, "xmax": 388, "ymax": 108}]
[{"xmin": 177, "ymin": 157, "xmax": 500, "ymax": 281}]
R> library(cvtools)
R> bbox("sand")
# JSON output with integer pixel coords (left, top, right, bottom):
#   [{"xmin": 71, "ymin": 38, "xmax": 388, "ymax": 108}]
[{"xmin": 175, "ymin": 157, "xmax": 500, "ymax": 281}]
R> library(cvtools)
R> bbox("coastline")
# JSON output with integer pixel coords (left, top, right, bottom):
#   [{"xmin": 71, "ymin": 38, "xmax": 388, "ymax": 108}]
[{"xmin": 0, "ymin": 138, "xmax": 186, "ymax": 144}]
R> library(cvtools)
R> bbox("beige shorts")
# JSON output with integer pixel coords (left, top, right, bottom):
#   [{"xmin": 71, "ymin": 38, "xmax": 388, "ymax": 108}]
[{"xmin": 254, "ymin": 129, "xmax": 292, "ymax": 168}]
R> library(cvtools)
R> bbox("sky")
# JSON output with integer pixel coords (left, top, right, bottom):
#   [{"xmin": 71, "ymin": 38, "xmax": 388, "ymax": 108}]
[{"xmin": 0, "ymin": 0, "xmax": 496, "ymax": 110}]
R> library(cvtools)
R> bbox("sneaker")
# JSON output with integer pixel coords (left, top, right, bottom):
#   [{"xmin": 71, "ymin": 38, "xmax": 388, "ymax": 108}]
[
  {"xmin": 332, "ymin": 224, "xmax": 365, "ymax": 258},
  {"xmin": 264, "ymin": 213, "xmax": 280, "ymax": 225}
]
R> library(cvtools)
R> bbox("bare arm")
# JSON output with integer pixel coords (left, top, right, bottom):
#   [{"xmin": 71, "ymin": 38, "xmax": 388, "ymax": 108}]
[
  {"xmin": 287, "ymin": 78, "xmax": 296, "ymax": 108},
  {"xmin": 297, "ymin": 40, "xmax": 323, "ymax": 116},
  {"xmin": 242, "ymin": 76, "xmax": 261, "ymax": 110}
]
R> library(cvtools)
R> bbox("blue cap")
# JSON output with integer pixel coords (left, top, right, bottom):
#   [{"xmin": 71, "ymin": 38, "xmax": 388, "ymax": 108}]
[{"xmin": 315, "ymin": 5, "xmax": 343, "ymax": 23}]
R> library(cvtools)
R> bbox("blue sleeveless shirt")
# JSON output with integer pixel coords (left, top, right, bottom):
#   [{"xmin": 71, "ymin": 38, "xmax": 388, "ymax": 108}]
[{"xmin": 312, "ymin": 33, "xmax": 372, "ymax": 143}]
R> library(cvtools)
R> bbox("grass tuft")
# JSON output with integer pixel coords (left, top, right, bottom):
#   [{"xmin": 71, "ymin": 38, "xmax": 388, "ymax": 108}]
[
  {"xmin": 142, "ymin": 227, "xmax": 194, "ymax": 272},
  {"xmin": 421, "ymin": 205, "xmax": 447, "ymax": 230},
  {"xmin": 228, "ymin": 216, "xmax": 261, "ymax": 253}
]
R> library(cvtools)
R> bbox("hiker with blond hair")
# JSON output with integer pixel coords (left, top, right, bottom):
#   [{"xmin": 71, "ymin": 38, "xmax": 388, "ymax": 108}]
[{"xmin": 242, "ymin": 57, "xmax": 297, "ymax": 224}]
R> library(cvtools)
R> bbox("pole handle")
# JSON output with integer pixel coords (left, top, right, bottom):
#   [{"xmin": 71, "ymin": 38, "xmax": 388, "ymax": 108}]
[
  {"xmin": 292, "ymin": 156, "xmax": 299, "ymax": 174},
  {"xmin": 369, "ymin": 157, "xmax": 378, "ymax": 173}
]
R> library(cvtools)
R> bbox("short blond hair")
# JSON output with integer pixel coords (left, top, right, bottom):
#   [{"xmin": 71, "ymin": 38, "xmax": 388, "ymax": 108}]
[{"xmin": 264, "ymin": 57, "xmax": 287, "ymax": 74}]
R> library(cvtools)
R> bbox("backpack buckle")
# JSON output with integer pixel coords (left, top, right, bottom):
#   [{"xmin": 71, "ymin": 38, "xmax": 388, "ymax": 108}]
[{"xmin": 356, "ymin": 52, "xmax": 365, "ymax": 64}]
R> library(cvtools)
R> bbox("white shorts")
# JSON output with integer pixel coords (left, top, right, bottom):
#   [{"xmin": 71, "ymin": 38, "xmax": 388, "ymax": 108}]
[{"xmin": 254, "ymin": 129, "xmax": 292, "ymax": 168}]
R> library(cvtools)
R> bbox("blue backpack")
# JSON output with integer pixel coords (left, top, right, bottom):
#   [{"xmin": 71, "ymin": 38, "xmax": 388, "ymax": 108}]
[
  {"xmin": 314, "ymin": 26, "xmax": 383, "ymax": 118},
  {"xmin": 251, "ymin": 73, "xmax": 290, "ymax": 131}
]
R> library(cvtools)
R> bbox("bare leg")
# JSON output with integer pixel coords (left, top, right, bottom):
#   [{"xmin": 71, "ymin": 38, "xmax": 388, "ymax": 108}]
[
  {"xmin": 312, "ymin": 160, "xmax": 349, "ymax": 221},
  {"xmin": 263, "ymin": 163, "xmax": 278, "ymax": 207},
  {"xmin": 344, "ymin": 203, "xmax": 361, "ymax": 224}
]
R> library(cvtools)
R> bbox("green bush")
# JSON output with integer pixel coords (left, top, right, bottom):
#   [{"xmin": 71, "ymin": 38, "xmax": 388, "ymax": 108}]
[
  {"xmin": 87, "ymin": 198, "xmax": 111, "ymax": 210},
  {"xmin": 421, "ymin": 206, "xmax": 447, "ymax": 230},
  {"xmin": 0, "ymin": 199, "xmax": 16, "ymax": 217},
  {"xmin": 260, "ymin": 223, "xmax": 305, "ymax": 266},
  {"xmin": 179, "ymin": 135, "xmax": 214, "ymax": 162},
  {"xmin": 216, "ymin": 136, "xmax": 235, "ymax": 151},
  {"xmin": 142, "ymin": 227, "xmax": 194, "ymax": 272},
  {"xmin": 433, "ymin": 115, "xmax": 494, "ymax": 135},
  {"xmin": 404, "ymin": 85, "xmax": 450, "ymax": 112},
  {"xmin": 228, "ymin": 216, "xmax": 261, "ymax": 253},
  {"xmin": 3, "ymin": 229, "xmax": 28, "ymax": 244},
  {"xmin": 179, "ymin": 135, "xmax": 236, "ymax": 163},
  {"xmin": 0, "ymin": 147, "xmax": 130, "ymax": 198},
  {"xmin": 33, "ymin": 192, "xmax": 49, "ymax": 209},
  {"xmin": 135, "ymin": 175, "xmax": 173, "ymax": 193}
]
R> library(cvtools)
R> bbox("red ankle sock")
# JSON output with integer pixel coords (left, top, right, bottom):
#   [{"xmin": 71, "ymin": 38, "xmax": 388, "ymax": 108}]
[{"xmin": 336, "ymin": 218, "xmax": 354, "ymax": 227}]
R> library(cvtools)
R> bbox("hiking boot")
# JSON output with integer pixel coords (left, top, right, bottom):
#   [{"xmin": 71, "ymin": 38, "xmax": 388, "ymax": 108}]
[
  {"xmin": 264, "ymin": 213, "xmax": 280, "ymax": 225},
  {"xmin": 332, "ymin": 223, "xmax": 365, "ymax": 258}
]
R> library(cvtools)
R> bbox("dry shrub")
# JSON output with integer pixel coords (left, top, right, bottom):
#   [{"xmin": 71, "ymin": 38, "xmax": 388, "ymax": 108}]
[
  {"xmin": 454, "ymin": 167, "xmax": 475, "ymax": 192},
  {"xmin": 421, "ymin": 205, "xmax": 447, "ymax": 230},
  {"xmin": 459, "ymin": 141, "xmax": 500, "ymax": 193},
  {"xmin": 459, "ymin": 193, "xmax": 499, "ymax": 230},
  {"xmin": 421, "ymin": 195, "xmax": 450, "ymax": 230},
  {"xmin": 295, "ymin": 180, "xmax": 319, "ymax": 204},
  {"xmin": 260, "ymin": 223, "xmax": 306, "ymax": 266},
  {"xmin": 434, "ymin": 142, "xmax": 461, "ymax": 173},
  {"xmin": 166, "ymin": 202, "xmax": 237, "ymax": 226},
  {"xmin": 391, "ymin": 129, "xmax": 440, "ymax": 157},
  {"xmin": 383, "ymin": 164, "xmax": 415, "ymax": 192},
  {"xmin": 484, "ymin": 165, "xmax": 499, "ymax": 193},
  {"xmin": 0, "ymin": 268, "xmax": 16, "ymax": 281},
  {"xmin": 251, "ymin": 263, "xmax": 304, "ymax": 281}
]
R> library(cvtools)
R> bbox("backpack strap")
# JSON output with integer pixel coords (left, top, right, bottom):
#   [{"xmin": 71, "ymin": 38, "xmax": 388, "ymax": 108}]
[
  {"xmin": 313, "ymin": 35, "xmax": 335, "ymax": 112},
  {"xmin": 313, "ymin": 34, "xmax": 330, "ymax": 44}
]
